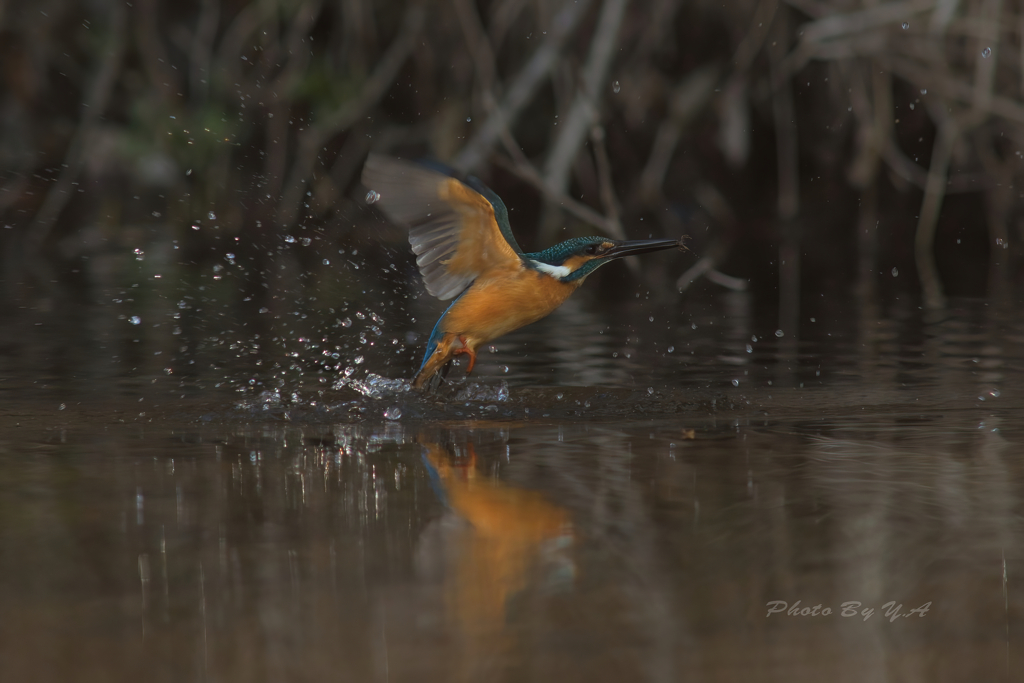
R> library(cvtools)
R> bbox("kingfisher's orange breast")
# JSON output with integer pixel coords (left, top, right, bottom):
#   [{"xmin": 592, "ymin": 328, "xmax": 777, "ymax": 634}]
[{"xmin": 440, "ymin": 265, "xmax": 579, "ymax": 347}]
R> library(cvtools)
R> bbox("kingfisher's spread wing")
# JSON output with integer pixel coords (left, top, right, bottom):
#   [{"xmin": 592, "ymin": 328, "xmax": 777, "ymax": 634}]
[{"xmin": 362, "ymin": 154, "xmax": 523, "ymax": 300}]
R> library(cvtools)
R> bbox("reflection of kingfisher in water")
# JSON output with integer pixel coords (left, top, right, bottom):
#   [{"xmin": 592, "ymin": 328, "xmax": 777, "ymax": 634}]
[
  {"xmin": 420, "ymin": 441, "xmax": 573, "ymax": 636},
  {"xmin": 362, "ymin": 154, "xmax": 684, "ymax": 389}
]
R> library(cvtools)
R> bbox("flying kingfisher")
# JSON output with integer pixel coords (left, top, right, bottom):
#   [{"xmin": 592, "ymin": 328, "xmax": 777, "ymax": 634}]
[{"xmin": 361, "ymin": 154, "xmax": 682, "ymax": 389}]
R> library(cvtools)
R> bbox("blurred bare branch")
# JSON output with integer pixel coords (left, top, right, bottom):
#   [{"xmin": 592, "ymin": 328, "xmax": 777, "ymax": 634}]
[
  {"xmin": 454, "ymin": 0, "xmax": 499, "ymax": 107},
  {"xmin": 677, "ymin": 184, "xmax": 746, "ymax": 293},
  {"xmin": 272, "ymin": 0, "xmax": 325, "ymax": 95},
  {"xmin": 770, "ymin": 7, "xmax": 800, "ymax": 363},
  {"xmin": 554, "ymin": 1, "xmax": 631, "ymax": 167},
  {"xmin": 452, "ymin": 0, "xmax": 595, "ymax": 172},
  {"xmin": 734, "ymin": 0, "xmax": 779, "ymax": 73},
  {"xmin": 589, "ymin": 125, "xmax": 624, "ymax": 239},
  {"xmin": 278, "ymin": 5, "xmax": 425, "ymax": 229},
  {"xmin": 637, "ymin": 65, "xmax": 720, "ymax": 203},
  {"xmin": 541, "ymin": 0, "xmax": 629, "ymax": 219},
  {"xmin": 25, "ymin": 3, "xmax": 127, "ymax": 253},
  {"xmin": 189, "ymin": 0, "xmax": 220, "ymax": 103},
  {"xmin": 492, "ymin": 154, "xmax": 618, "ymax": 235},
  {"xmin": 915, "ymin": 108, "xmax": 957, "ymax": 310},
  {"xmin": 488, "ymin": 0, "xmax": 529, "ymax": 53},
  {"xmin": 214, "ymin": 0, "xmax": 271, "ymax": 92},
  {"xmin": 134, "ymin": 0, "xmax": 180, "ymax": 103},
  {"xmin": 590, "ymin": 123, "xmax": 638, "ymax": 273}
]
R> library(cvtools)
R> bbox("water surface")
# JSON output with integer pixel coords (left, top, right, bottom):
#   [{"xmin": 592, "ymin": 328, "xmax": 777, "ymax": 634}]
[{"xmin": 1, "ymin": 249, "xmax": 1023, "ymax": 681}]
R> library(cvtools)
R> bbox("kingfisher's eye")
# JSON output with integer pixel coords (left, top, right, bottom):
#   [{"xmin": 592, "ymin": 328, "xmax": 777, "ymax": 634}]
[{"xmin": 585, "ymin": 245, "xmax": 600, "ymax": 255}]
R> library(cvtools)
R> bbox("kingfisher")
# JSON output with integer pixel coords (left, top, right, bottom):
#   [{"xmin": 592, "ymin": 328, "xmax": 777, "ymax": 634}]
[{"xmin": 361, "ymin": 154, "xmax": 682, "ymax": 390}]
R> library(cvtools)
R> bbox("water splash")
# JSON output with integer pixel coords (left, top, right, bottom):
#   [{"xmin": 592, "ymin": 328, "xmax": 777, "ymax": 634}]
[
  {"xmin": 336, "ymin": 373, "xmax": 412, "ymax": 399},
  {"xmin": 453, "ymin": 380, "xmax": 509, "ymax": 402}
]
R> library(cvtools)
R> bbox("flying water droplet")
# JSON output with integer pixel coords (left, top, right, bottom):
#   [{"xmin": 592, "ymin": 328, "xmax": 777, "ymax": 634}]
[
  {"xmin": 612, "ymin": 81, "xmax": 620, "ymax": 93},
  {"xmin": 284, "ymin": 235, "xmax": 296, "ymax": 243},
  {"xmin": 466, "ymin": 116, "xmax": 472, "ymax": 122},
  {"xmin": 134, "ymin": 248, "xmax": 145, "ymax": 261},
  {"xmin": 732, "ymin": 379, "xmax": 740, "ymax": 386},
  {"xmin": 322, "ymin": 259, "xmax": 330, "ymax": 266},
  {"xmin": 775, "ymin": 329, "xmax": 784, "ymax": 338},
  {"xmin": 365, "ymin": 190, "xmax": 380, "ymax": 204},
  {"xmin": 746, "ymin": 343, "xmax": 753, "ymax": 353},
  {"xmin": 208, "ymin": 211, "xmax": 216, "ymax": 220},
  {"xmin": 667, "ymin": 346, "xmax": 675, "ymax": 353},
  {"xmin": 128, "ymin": 316, "xmax": 141, "ymax": 325},
  {"xmin": 901, "ymin": 22, "xmax": 909, "ymax": 29},
  {"xmin": 384, "ymin": 406, "xmax": 402, "ymax": 420},
  {"xmin": 892, "ymin": 267, "xmax": 899, "ymax": 277},
  {"xmin": 191, "ymin": 223, "xmax": 200, "ymax": 230},
  {"xmin": 982, "ymin": 47, "xmax": 992, "ymax": 58}
]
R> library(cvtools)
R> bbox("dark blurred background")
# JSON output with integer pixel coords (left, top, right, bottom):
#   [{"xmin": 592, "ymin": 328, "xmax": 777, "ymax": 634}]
[{"xmin": 1, "ymin": 0, "xmax": 1021, "ymax": 352}]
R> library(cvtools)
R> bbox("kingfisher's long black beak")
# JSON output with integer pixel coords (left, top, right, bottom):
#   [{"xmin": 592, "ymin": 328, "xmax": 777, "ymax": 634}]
[{"xmin": 604, "ymin": 238, "xmax": 681, "ymax": 259}]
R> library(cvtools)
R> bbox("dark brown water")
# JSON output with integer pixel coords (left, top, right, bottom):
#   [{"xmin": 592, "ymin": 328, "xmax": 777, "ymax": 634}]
[{"xmin": 2, "ymin": 245, "xmax": 1023, "ymax": 681}]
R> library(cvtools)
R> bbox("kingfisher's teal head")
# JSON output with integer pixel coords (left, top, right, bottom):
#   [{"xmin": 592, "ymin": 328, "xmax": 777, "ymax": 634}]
[{"xmin": 524, "ymin": 236, "xmax": 681, "ymax": 282}]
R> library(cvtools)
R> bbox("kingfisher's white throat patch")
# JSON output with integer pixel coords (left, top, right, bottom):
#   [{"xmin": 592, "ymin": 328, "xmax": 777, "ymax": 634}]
[{"xmin": 529, "ymin": 260, "xmax": 571, "ymax": 279}]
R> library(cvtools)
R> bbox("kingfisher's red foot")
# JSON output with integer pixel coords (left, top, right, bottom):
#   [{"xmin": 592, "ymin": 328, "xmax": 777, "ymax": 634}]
[{"xmin": 453, "ymin": 335, "xmax": 477, "ymax": 373}]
